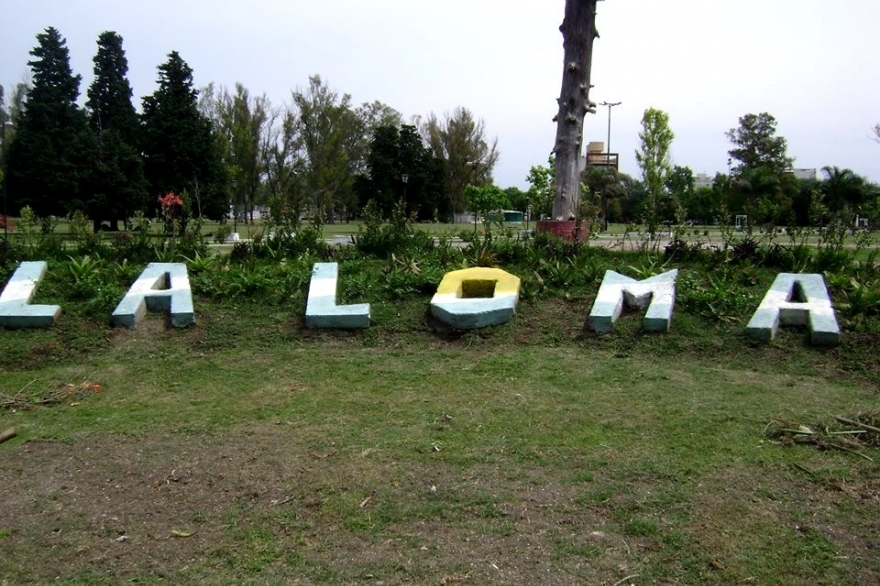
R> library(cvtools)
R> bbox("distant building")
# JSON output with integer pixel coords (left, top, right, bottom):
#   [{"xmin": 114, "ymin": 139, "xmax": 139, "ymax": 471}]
[
  {"xmin": 790, "ymin": 168, "xmax": 817, "ymax": 181},
  {"xmin": 584, "ymin": 141, "xmax": 619, "ymax": 170},
  {"xmin": 694, "ymin": 173, "xmax": 714, "ymax": 190}
]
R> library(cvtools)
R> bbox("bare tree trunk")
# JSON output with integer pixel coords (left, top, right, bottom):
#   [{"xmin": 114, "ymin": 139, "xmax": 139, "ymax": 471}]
[{"xmin": 552, "ymin": 0, "xmax": 599, "ymax": 220}]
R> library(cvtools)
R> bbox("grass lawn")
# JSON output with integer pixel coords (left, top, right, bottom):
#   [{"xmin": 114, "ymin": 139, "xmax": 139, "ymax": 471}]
[{"xmin": 1, "ymin": 293, "xmax": 878, "ymax": 585}]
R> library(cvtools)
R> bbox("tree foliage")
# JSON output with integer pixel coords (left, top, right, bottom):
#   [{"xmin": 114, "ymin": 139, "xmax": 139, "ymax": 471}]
[
  {"xmin": 635, "ymin": 108, "xmax": 675, "ymax": 230},
  {"xmin": 86, "ymin": 31, "xmax": 147, "ymax": 229},
  {"xmin": 582, "ymin": 166, "xmax": 627, "ymax": 228},
  {"xmin": 504, "ymin": 186, "xmax": 530, "ymax": 214},
  {"xmin": 0, "ymin": 83, "xmax": 28, "ymax": 197},
  {"xmin": 726, "ymin": 113, "xmax": 795, "ymax": 229},
  {"xmin": 464, "ymin": 183, "xmax": 508, "ymax": 230},
  {"xmin": 727, "ymin": 112, "xmax": 793, "ymax": 177},
  {"xmin": 141, "ymin": 51, "xmax": 227, "ymax": 219},
  {"xmin": 421, "ymin": 107, "xmax": 498, "ymax": 214},
  {"xmin": 5, "ymin": 27, "xmax": 93, "ymax": 217},
  {"xmin": 291, "ymin": 76, "xmax": 400, "ymax": 221},
  {"xmin": 665, "ymin": 165, "xmax": 694, "ymax": 202},
  {"xmin": 357, "ymin": 123, "xmax": 447, "ymax": 221},
  {"xmin": 526, "ymin": 158, "xmax": 555, "ymax": 220},
  {"xmin": 820, "ymin": 166, "xmax": 870, "ymax": 215},
  {"xmin": 200, "ymin": 83, "xmax": 272, "ymax": 223}
]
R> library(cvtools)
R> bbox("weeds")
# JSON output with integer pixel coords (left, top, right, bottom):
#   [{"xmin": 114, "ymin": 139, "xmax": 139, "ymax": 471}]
[
  {"xmin": 1, "ymin": 380, "xmax": 103, "ymax": 411},
  {"xmin": 765, "ymin": 411, "xmax": 880, "ymax": 460}
]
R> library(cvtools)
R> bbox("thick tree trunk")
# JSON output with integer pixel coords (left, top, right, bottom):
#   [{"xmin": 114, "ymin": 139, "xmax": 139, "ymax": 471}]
[{"xmin": 552, "ymin": 0, "xmax": 599, "ymax": 220}]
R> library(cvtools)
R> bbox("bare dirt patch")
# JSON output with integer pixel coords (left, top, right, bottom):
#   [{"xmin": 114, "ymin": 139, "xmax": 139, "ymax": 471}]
[{"xmin": 1, "ymin": 431, "xmax": 638, "ymax": 585}]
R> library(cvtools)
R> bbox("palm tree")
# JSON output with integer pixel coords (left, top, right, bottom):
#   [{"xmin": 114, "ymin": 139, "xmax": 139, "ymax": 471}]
[
  {"xmin": 820, "ymin": 166, "xmax": 867, "ymax": 216},
  {"xmin": 730, "ymin": 166, "xmax": 786, "ymax": 234}
]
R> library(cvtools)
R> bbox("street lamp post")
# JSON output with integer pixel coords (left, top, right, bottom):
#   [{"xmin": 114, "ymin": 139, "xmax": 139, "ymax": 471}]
[
  {"xmin": 600, "ymin": 101, "xmax": 621, "ymax": 168},
  {"xmin": 599, "ymin": 101, "xmax": 621, "ymax": 231},
  {"xmin": 401, "ymin": 173, "xmax": 409, "ymax": 214}
]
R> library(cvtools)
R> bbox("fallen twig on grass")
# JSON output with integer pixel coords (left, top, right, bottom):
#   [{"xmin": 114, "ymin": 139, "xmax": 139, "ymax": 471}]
[
  {"xmin": 0, "ymin": 381, "xmax": 103, "ymax": 411},
  {"xmin": 833, "ymin": 415, "xmax": 880, "ymax": 435},
  {"xmin": 0, "ymin": 428, "xmax": 16, "ymax": 444},
  {"xmin": 612, "ymin": 575, "xmax": 640, "ymax": 586},
  {"xmin": 765, "ymin": 412, "xmax": 879, "ymax": 460}
]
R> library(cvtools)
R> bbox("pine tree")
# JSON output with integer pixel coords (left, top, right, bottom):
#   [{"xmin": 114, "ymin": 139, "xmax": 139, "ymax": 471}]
[
  {"xmin": 141, "ymin": 51, "xmax": 227, "ymax": 219},
  {"xmin": 5, "ymin": 27, "xmax": 94, "ymax": 217},
  {"xmin": 86, "ymin": 31, "xmax": 147, "ymax": 230}
]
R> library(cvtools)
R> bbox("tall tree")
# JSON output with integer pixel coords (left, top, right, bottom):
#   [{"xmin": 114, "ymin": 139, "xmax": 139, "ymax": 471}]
[
  {"xmin": 0, "ymin": 83, "xmax": 28, "ymax": 161},
  {"xmin": 0, "ymin": 84, "xmax": 26, "ymax": 213},
  {"xmin": 551, "ymin": 0, "xmax": 599, "ymax": 221},
  {"xmin": 5, "ymin": 27, "xmax": 93, "ymax": 217},
  {"xmin": 292, "ymin": 76, "xmax": 396, "ymax": 221},
  {"xmin": 141, "ymin": 51, "xmax": 227, "ymax": 219},
  {"xmin": 86, "ymin": 31, "xmax": 147, "ymax": 230},
  {"xmin": 357, "ymin": 123, "xmax": 447, "ymax": 221},
  {"xmin": 726, "ymin": 113, "xmax": 793, "ymax": 177},
  {"xmin": 263, "ymin": 105, "xmax": 308, "ymax": 222},
  {"xmin": 635, "ymin": 108, "xmax": 675, "ymax": 232},
  {"xmin": 726, "ymin": 113, "xmax": 794, "ymax": 230},
  {"xmin": 201, "ymin": 83, "xmax": 272, "ymax": 224},
  {"xmin": 421, "ymin": 107, "xmax": 498, "ymax": 216}
]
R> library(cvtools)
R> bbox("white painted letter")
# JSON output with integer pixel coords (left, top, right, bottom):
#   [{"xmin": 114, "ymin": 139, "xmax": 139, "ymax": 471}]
[
  {"xmin": 0, "ymin": 261, "xmax": 61, "ymax": 328},
  {"xmin": 111, "ymin": 263, "xmax": 194, "ymax": 328},
  {"xmin": 746, "ymin": 273, "xmax": 839, "ymax": 346},
  {"xmin": 305, "ymin": 263, "xmax": 370, "ymax": 328},
  {"xmin": 588, "ymin": 270, "xmax": 678, "ymax": 333}
]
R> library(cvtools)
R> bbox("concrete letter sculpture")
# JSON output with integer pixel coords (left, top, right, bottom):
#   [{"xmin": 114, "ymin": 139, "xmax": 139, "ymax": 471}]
[
  {"xmin": 746, "ymin": 273, "xmax": 839, "ymax": 345},
  {"xmin": 431, "ymin": 267, "xmax": 521, "ymax": 329},
  {"xmin": 0, "ymin": 261, "xmax": 61, "ymax": 328},
  {"xmin": 305, "ymin": 263, "xmax": 370, "ymax": 328},
  {"xmin": 111, "ymin": 263, "xmax": 195, "ymax": 328},
  {"xmin": 588, "ymin": 269, "xmax": 678, "ymax": 333}
]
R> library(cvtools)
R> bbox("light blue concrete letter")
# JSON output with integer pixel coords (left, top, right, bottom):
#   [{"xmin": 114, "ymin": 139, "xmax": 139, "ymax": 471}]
[
  {"xmin": 588, "ymin": 270, "xmax": 678, "ymax": 333},
  {"xmin": 305, "ymin": 263, "xmax": 370, "ymax": 328},
  {"xmin": 746, "ymin": 273, "xmax": 839, "ymax": 345},
  {"xmin": 0, "ymin": 261, "xmax": 61, "ymax": 328},
  {"xmin": 111, "ymin": 263, "xmax": 194, "ymax": 328}
]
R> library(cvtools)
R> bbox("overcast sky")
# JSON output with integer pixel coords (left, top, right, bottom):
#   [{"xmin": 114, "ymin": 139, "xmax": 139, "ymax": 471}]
[{"xmin": 3, "ymin": 0, "xmax": 879, "ymax": 188}]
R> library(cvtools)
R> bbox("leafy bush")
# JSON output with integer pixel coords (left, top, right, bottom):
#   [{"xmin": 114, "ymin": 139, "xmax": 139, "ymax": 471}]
[
  {"xmin": 214, "ymin": 224, "xmax": 233, "ymax": 244},
  {"xmin": 354, "ymin": 200, "xmax": 432, "ymax": 258},
  {"xmin": 677, "ymin": 269, "xmax": 759, "ymax": 323},
  {"xmin": 663, "ymin": 238, "xmax": 707, "ymax": 262}
]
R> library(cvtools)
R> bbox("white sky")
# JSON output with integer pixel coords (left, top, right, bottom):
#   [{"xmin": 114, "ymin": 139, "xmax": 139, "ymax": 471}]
[{"xmin": 3, "ymin": 0, "xmax": 879, "ymax": 188}]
